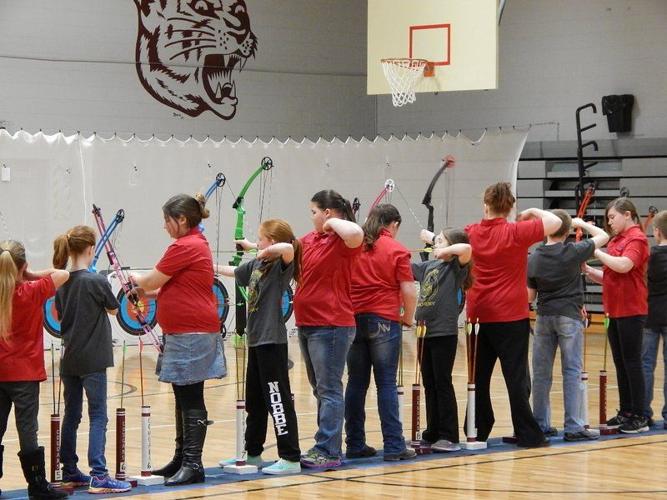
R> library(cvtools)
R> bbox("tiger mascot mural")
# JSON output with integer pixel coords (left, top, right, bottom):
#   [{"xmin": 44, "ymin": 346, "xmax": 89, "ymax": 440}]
[{"xmin": 133, "ymin": 0, "xmax": 257, "ymax": 120}]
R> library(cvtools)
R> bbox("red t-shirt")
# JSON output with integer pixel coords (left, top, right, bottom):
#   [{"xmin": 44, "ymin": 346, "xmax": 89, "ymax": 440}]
[
  {"xmin": 0, "ymin": 277, "xmax": 55, "ymax": 382},
  {"xmin": 465, "ymin": 218, "xmax": 544, "ymax": 323},
  {"xmin": 156, "ymin": 228, "xmax": 219, "ymax": 334},
  {"xmin": 293, "ymin": 231, "xmax": 361, "ymax": 327},
  {"xmin": 350, "ymin": 229, "xmax": 413, "ymax": 321},
  {"xmin": 602, "ymin": 225, "xmax": 649, "ymax": 318}
]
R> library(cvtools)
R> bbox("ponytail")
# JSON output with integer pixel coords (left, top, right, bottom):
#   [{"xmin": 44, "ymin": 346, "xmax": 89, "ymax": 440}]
[
  {"xmin": 194, "ymin": 192, "xmax": 210, "ymax": 219},
  {"xmin": 0, "ymin": 240, "xmax": 26, "ymax": 340},
  {"xmin": 52, "ymin": 226, "xmax": 96, "ymax": 269},
  {"xmin": 52, "ymin": 234, "xmax": 70, "ymax": 270}
]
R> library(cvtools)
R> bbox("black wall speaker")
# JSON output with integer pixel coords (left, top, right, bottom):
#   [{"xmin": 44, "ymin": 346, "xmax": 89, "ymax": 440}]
[{"xmin": 601, "ymin": 94, "xmax": 634, "ymax": 133}]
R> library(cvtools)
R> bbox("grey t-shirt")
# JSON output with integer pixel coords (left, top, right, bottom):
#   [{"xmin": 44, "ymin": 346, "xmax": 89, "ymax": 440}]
[
  {"xmin": 55, "ymin": 270, "xmax": 119, "ymax": 376},
  {"xmin": 647, "ymin": 245, "xmax": 667, "ymax": 328},
  {"xmin": 235, "ymin": 258, "xmax": 294, "ymax": 347},
  {"xmin": 527, "ymin": 239, "xmax": 595, "ymax": 321},
  {"xmin": 412, "ymin": 259, "xmax": 466, "ymax": 337}
]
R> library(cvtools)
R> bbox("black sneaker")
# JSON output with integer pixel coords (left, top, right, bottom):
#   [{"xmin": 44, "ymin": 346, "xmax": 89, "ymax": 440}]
[
  {"xmin": 606, "ymin": 411, "xmax": 629, "ymax": 429},
  {"xmin": 345, "ymin": 445, "xmax": 377, "ymax": 459},
  {"xmin": 619, "ymin": 415, "xmax": 649, "ymax": 434},
  {"xmin": 646, "ymin": 417, "xmax": 655, "ymax": 427},
  {"xmin": 543, "ymin": 427, "xmax": 558, "ymax": 437},
  {"xmin": 564, "ymin": 429, "xmax": 600, "ymax": 442}
]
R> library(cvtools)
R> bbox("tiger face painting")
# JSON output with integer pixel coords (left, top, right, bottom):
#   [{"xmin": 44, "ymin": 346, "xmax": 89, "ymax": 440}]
[{"xmin": 133, "ymin": 0, "xmax": 257, "ymax": 120}]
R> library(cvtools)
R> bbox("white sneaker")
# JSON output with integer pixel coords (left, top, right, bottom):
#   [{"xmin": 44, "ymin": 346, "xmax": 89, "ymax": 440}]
[
  {"xmin": 219, "ymin": 454, "xmax": 263, "ymax": 467},
  {"xmin": 431, "ymin": 439, "xmax": 461, "ymax": 452},
  {"xmin": 262, "ymin": 458, "xmax": 301, "ymax": 475}
]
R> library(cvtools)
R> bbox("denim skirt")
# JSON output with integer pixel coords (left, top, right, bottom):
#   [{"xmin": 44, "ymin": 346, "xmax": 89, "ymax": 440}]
[{"xmin": 157, "ymin": 332, "xmax": 227, "ymax": 385}]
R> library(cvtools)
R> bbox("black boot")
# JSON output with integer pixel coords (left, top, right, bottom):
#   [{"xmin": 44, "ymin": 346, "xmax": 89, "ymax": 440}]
[
  {"xmin": 1, "ymin": 443, "xmax": 4, "ymax": 496},
  {"xmin": 18, "ymin": 447, "xmax": 68, "ymax": 499},
  {"xmin": 165, "ymin": 409, "xmax": 209, "ymax": 486},
  {"xmin": 153, "ymin": 404, "xmax": 183, "ymax": 477}
]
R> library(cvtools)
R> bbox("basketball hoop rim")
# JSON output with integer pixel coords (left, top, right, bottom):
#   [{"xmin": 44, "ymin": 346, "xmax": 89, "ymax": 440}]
[
  {"xmin": 380, "ymin": 58, "xmax": 435, "ymax": 77},
  {"xmin": 381, "ymin": 57, "xmax": 429, "ymax": 66}
]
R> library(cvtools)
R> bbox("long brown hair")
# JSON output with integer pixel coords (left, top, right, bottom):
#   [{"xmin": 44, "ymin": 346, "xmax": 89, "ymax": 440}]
[
  {"xmin": 362, "ymin": 204, "xmax": 401, "ymax": 251},
  {"xmin": 259, "ymin": 219, "xmax": 302, "ymax": 284},
  {"xmin": 0, "ymin": 240, "xmax": 27, "ymax": 340},
  {"xmin": 604, "ymin": 197, "xmax": 640, "ymax": 234},
  {"xmin": 53, "ymin": 225, "xmax": 97, "ymax": 269},
  {"xmin": 442, "ymin": 228, "xmax": 474, "ymax": 291},
  {"xmin": 483, "ymin": 182, "xmax": 515, "ymax": 217}
]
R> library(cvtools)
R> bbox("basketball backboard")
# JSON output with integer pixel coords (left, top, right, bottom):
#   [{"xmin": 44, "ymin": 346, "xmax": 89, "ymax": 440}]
[{"xmin": 367, "ymin": 0, "xmax": 498, "ymax": 95}]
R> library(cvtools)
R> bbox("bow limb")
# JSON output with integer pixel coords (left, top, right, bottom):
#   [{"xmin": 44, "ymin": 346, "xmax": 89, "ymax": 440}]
[
  {"xmin": 230, "ymin": 157, "xmax": 274, "ymax": 333},
  {"xmin": 204, "ymin": 172, "xmax": 226, "ymax": 202},
  {"xmin": 420, "ymin": 156, "xmax": 454, "ymax": 261},
  {"xmin": 352, "ymin": 197, "xmax": 361, "ymax": 222},
  {"xmin": 369, "ymin": 179, "xmax": 396, "ymax": 213},
  {"xmin": 574, "ymin": 183, "xmax": 595, "ymax": 242},
  {"xmin": 574, "ymin": 183, "xmax": 595, "ymax": 328},
  {"xmin": 91, "ymin": 209, "xmax": 125, "ymax": 272}
]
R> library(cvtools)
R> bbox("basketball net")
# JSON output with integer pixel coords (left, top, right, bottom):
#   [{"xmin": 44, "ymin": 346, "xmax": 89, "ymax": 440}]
[{"xmin": 381, "ymin": 58, "xmax": 429, "ymax": 107}]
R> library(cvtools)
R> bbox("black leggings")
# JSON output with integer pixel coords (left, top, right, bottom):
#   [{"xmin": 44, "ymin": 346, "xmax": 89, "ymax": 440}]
[
  {"xmin": 172, "ymin": 382, "xmax": 206, "ymax": 412},
  {"xmin": 0, "ymin": 381, "xmax": 40, "ymax": 453},
  {"xmin": 421, "ymin": 335, "xmax": 459, "ymax": 443},
  {"xmin": 607, "ymin": 316, "xmax": 646, "ymax": 416}
]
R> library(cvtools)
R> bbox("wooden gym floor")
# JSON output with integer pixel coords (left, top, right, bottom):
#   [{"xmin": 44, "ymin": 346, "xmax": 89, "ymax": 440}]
[{"xmin": 1, "ymin": 333, "xmax": 666, "ymax": 498}]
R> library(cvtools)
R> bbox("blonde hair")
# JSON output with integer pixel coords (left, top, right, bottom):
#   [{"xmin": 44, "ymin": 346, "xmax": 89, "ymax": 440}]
[
  {"xmin": 53, "ymin": 225, "xmax": 96, "ymax": 269},
  {"xmin": 259, "ymin": 219, "xmax": 302, "ymax": 284},
  {"xmin": 0, "ymin": 240, "xmax": 27, "ymax": 340}
]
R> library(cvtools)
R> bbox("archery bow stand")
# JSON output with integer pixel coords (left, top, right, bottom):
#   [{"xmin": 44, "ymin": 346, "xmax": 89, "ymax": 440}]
[
  {"xmin": 410, "ymin": 321, "xmax": 432, "ymax": 454},
  {"xmin": 222, "ymin": 333, "xmax": 257, "ymax": 474},
  {"xmin": 599, "ymin": 315, "xmax": 617, "ymax": 436},
  {"xmin": 462, "ymin": 319, "xmax": 487, "ymax": 450},
  {"xmin": 49, "ymin": 346, "xmax": 74, "ymax": 494}
]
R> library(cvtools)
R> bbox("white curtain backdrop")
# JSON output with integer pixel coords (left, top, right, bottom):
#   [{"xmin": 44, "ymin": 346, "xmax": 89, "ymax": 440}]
[{"xmin": 1, "ymin": 129, "xmax": 527, "ymax": 270}]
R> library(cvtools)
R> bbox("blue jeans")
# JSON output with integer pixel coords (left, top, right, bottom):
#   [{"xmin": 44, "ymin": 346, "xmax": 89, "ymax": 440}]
[
  {"xmin": 531, "ymin": 315, "xmax": 585, "ymax": 433},
  {"xmin": 642, "ymin": 326, "xmax": 667, "ymax": 420},
  {"xmin": 298, "ymin": 326, "xmax": 355, "ymax": 458},
  {"xmin": 345, "ymin": 314, "xmax": 405, "ymax": 455},
  {"xmin": 60, "ymin": 371, "xmax": 108, "ymax": 476}
]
